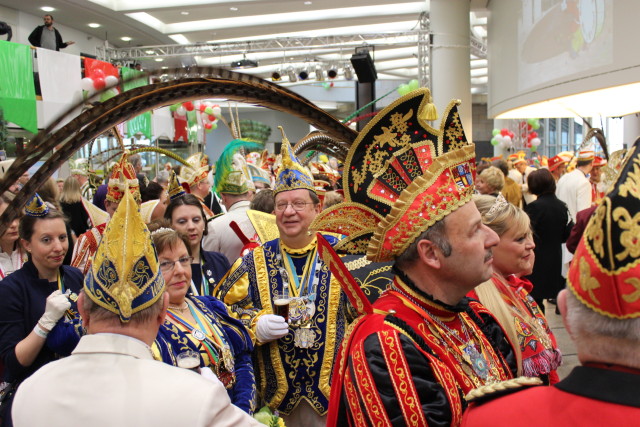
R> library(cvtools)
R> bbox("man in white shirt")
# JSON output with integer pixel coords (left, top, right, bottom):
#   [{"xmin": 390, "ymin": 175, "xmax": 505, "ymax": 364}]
[{"xmin": 556, "ymin": 150, "xmax": 594, "ymax": 222}]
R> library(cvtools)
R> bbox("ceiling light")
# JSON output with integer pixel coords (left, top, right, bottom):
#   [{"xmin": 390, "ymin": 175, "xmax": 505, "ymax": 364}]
[
  {"xmin": 287, "ymin": 67, "xmax": 297, "ymax": 82},
  {"xmin": 298, "ymin": 69, "xmax": 309, "ymax": 81},
  {"xmin": 304, "ymin": 1, "xmax": 312, "ymax": 4},
  {"xmin": 230, "ymin": 7, "xmax": 238, "ymax": 11},
  {"xmin": 230, "ymin": 58, "xmax": 258, "ymax": 69},
  {"xmin": 181, "ymin": 11, "xmax": 189, "ymax": 15},
  {"xmin": 343, "ymin": 65, "xmax": 354, "ymax": 80},
  {"xmin": 161, "ymin": 66, "xmax": 168, "ymax": 70},
  {"xmin": 145, "ymin": 50, "xmax": 155, "ymax": 54},
  {"xmin": 121, "ymin": 36, "xmax": 132, "ymax": 41},
  {"xmin": 155, "ymin": 58, "xmax": 163, "ymax": 62},
  {"xmin": 41, "ymin": 6, "xmax": 55, "ymax": 12},
  {"xmin": 88, "ymin": 23, "xmax": 101, "ymax": 28},
  {"xmin": 315, "ymin": 65, "xmax": 325, "ymax": 81},
  {"xmin": 271, "ymin": 71, "xmax": 282, "ymax": 82},
  {"xmin": 327, "ymin": 68, "xmax": 338, "ymax": 79}
]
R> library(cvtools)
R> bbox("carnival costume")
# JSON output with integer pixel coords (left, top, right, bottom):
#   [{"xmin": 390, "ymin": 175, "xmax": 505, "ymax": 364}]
[
  {"xmin": 311, "ymin": 89, "xmax": 515, "ymax": 426},
  {"xmin": 71, "ymin": 151, "xmax": 140, "ymax": 274},
  {"xmin": 214, "ymin": 133, "xmax": 354, "ymax": 417},
  {"xmin": 461, "ymin": 138, "xmax": 640, "ymax": 426},
  {"xmin": 154, "ymin": 294, "xmax": 255, "ymax": 413},
  {"xmin": 180, "ymin": 152, "xmax": 215, "ymax": 219},
  {"xmin": 0, "ymin": 194, "xmax": 83, "ymax": 423}
]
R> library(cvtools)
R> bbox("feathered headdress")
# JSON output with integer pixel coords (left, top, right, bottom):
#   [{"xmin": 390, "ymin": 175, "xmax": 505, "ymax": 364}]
[{"xmin": 213, "ymin": 139, "xmax": 262, "ymax": 195}]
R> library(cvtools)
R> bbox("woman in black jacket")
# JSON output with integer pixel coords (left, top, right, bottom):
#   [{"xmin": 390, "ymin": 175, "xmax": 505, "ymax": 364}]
[{"xmin": 525, "ymin": 169, "xmax": 574, "ymax": 312}]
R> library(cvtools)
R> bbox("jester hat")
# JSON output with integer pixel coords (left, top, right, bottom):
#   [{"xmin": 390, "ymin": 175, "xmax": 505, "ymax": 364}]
[
  {"xmin": 107, "ymin": 151, "xmax": 140, "ymax": 203},
  {"xmin": 274, "ymin": 127, "xmax": 315, "ymax": 195}
]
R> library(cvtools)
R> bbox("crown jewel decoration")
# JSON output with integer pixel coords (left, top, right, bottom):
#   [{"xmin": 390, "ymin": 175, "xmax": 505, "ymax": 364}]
[{"xmin": 273, "ymin": 126, "xmax": 315, "ymax": 195}]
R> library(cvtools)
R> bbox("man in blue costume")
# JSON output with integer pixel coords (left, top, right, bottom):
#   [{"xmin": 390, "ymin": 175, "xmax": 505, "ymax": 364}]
[{"xmin": 215, "ymin": 128, "xmax": 353, "ymax": 427}]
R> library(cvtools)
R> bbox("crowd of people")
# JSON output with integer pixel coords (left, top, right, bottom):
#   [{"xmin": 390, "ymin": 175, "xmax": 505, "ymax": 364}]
[{"xmin": 0, "ymin": 86, "xmax": 637, "ymax": 427}]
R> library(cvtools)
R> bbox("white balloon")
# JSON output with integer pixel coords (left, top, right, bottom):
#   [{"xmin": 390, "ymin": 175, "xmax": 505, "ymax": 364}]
[
  {"xmin": 81, "ymin": 77, "xmax": 94, "ymax": 92},
  {"xmin": 177, "ymin": 106, "xmax": 187, "ymax": 116},
  {"xmin": 531, "ymin": 137, "xmax": 542, "ymax": 146},
  {"xmin": 494, "ymin": 135, "xmax": 505, "ymax": 143},
  {"xmin": 502, "ymin": 135, "xmax": 512, "ymax": 144},
  {"xmin": 212, "ymin": 106, "xmax": 222, "ymax": 116},
  {"xmin": 105, "ymin": 75, "xmax": 119, "ymax": 88}
]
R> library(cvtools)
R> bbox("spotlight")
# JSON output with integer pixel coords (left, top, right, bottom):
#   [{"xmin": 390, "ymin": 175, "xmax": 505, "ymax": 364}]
[
  {"xmin": 315, "ymin": 65, "xmax": 325, "ymax": 81},
  {"xmin": 271, "ymin": 70, "xmax": 282, "ymax": 81},
  {"xmin": 287, "ymin": 67, "xmax": 297, "ymax": 82},
  {"xmin": 298, "ymin": 69, "xmax": 309, "ymax": 81},
  {"xmin": 343, "ymin": 65, "xmax": 354, "ymax": 80},
  {"xmin": 230, "ymin": 58, "xmax": 258, "ymax": 69},
  {"xmin": 327, "ymin": 68, "xmax": 338, "ymax": 79}
]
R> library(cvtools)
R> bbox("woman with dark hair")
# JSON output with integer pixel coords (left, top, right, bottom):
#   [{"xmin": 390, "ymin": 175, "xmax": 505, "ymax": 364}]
[
  {"xmin": 164, "ymin": 194, "xmax": 230, "ymax": 296},
  {"xmin": 0, "ymin": 194, "xmax": 83, "ymax": 423},
  {"xmin": 150, "ymin": 226, "xmax": 255, "ymax": 413},
  {"xmin": 525, "ymin": 168, "xmax": 574, "ymax": 311},
  {"xmin": 59, "ymin": 176, "xmax": 90, "ymax": 238}
]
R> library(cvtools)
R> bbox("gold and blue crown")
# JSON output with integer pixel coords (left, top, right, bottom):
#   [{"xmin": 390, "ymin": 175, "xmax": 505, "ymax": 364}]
[
  {"xmin": 84, "ymin": 183, "xmax": 165, "ymax": 322},
  {"xmin": 274, "ymin": 127, "xmax": 315, "ymax": 195},
  {"xmin": 167, "ymin": 170, "xmax": 188, "ymax": 201},
  {"xmin": 25, "ymin": 193, "xmax": 49, "ymax": 217}
]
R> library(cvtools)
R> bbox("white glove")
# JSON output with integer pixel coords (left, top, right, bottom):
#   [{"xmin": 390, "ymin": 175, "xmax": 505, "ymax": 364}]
[
  {"xmin": 255, "ymin": 314, "xmax": 289, "ymax": 343},
  {"xmin": 200, "ymin": 367, "xmax": 222, "ymax": 385},
  {"xmin": 39, "ymin": 290, "xmax": 71, "ymax": 331}
]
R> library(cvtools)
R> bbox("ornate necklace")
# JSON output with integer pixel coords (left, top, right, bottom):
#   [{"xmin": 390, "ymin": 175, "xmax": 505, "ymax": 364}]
[{"xmin": 168, "ymin": 302, "xmax": 189, "ymax": 313}]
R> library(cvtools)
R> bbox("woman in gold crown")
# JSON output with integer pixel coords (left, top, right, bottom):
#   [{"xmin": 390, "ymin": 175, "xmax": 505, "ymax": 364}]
[
  {"xmin": 0, "ymin": 194, "xmax": 83, "ymax": 423},
  {"xmin": 470, "ymin": 194, "xmax": 562, "ymax": 384},
  {"xmin": 150, "ymin": 225, "xmax": 255, "ymax": 414}
]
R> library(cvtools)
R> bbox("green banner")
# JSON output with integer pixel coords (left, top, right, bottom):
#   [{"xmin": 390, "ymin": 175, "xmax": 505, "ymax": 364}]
[
  {"xmin": 121, "ymin": 67, "xmax": 151, "ymax": 139},
  {"xmin": 0, "ymin": 42, "xmax": 37, "ymax": 133}
]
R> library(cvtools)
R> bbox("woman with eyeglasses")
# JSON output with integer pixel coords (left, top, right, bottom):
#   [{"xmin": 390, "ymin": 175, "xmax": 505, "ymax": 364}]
[
  {"xmin": 150, "ymin": 226, "xmax": 255, "ymax": 414},
  {"xmin": 164, "ymin": 194, "xmax": 231, "ymax": 297}
]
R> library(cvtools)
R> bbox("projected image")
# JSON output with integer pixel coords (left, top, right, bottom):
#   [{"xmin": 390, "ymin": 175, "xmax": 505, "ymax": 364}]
[{"xmin": 518, "ymin": 0, "xmax": 612, "ymax": 91}]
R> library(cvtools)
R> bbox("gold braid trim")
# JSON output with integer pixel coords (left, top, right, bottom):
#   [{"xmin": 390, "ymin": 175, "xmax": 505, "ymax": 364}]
[{"xmin": 464, "ymin": 376, "xmax": 543, "ymax": 402}]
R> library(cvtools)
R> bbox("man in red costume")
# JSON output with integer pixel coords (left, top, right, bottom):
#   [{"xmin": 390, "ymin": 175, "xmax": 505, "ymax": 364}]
[
  {"xmin": 315, "ymin": 89, "xmax": 516, "ymax": 426},
  {"xmin": 462, "ymin": 138, "xmax": 640, "ymax": 426}
]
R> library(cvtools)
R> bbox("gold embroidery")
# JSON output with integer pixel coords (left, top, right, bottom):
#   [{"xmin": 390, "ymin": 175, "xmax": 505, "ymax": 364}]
[
  {"xmin": 617, "ymin": 156, "xmax": 640, "ymax": 199},
  {"xmin": 584, "ymin": 203, "xmax": 607, "ymax": 258},
  {"xmin": 612, "ymin": 206, "xmax": 640, "ymax": 261},
  {"xmin": 622, "ymin": 277, "xmax": 640, "ymax": 303},
  {"xmin": 579, "ymin": 257, "xmax": 601, "ymax": 305}
]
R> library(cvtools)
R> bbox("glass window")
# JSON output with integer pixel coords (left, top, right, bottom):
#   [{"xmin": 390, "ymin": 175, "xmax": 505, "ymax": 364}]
[
  {"xmin": 561, "ymin": 118, "xmax": 570, "ymax": 151},
  {"xmin": 574, "ymin": 120, "xmax": 583, "ymax": 151}
]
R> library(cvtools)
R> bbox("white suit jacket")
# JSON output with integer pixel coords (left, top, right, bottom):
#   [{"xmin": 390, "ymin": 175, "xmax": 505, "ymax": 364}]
[
  {"xmin": 556, "ymin": 168, "xmax": 591, "ymax": 222},
  {"xmin": 202, "ymin": 200, "xmax": 257, "ymax": 265},
  {"xmin": 12, "ymin": 333, "xmax": 260, "ymax": 427}
]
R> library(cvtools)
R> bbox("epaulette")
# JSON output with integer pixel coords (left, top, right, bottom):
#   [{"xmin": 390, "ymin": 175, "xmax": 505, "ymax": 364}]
[{"xmin": 465, "ymin": 376, "xmax": 543, "ymax": 405}]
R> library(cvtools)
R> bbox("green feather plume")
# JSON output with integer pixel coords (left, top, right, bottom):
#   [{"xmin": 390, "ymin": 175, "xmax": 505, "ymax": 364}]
[{"xmin": 213, "ymin": 139, "xmax": 263, "ymax": 196}]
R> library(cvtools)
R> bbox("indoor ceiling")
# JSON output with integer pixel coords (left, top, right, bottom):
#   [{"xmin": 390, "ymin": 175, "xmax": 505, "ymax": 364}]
[{"xmin": 2, "ymin": 0, "xmax": 489, "ymax": 92}]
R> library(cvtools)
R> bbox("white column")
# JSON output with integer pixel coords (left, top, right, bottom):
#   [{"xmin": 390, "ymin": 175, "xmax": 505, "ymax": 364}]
[
  {"xmin": 623, "ymin": 114, "xmax": 640, "ymax": 149},
  {"xmin": 429, "ymin": 0, "xmax": 472, "ymax": 137}
]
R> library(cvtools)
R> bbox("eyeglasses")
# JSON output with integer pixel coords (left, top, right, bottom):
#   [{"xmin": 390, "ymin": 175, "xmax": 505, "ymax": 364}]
[
  {"xmin": 274, "ymin": 201, "xmax": 315, "ymax": 212},
  {"xmin": 159, "ymin": 256, "xmax": 193, "ymax": 273}
]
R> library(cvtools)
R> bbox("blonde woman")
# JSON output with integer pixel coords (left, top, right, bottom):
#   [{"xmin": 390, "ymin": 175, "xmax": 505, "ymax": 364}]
[{"xmin": 470, "ymin": 194, "xmax": 561, "ymax": 384}]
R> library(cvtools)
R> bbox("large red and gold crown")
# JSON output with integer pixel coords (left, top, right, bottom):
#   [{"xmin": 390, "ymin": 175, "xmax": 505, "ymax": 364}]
[
  {"xmin": 568, "ymin": 138, "xmax": 640, "ymax": 319},
  {"xmin": 107, "ymin": 151, "xmax": 140, "ymax": 203},
  {"xmin": 311, "ymin": 88, "xmax": 475, "ymax": 262}
]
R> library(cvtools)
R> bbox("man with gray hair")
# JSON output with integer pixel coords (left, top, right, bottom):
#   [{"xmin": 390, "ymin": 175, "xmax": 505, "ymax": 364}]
[{"xmin": 462, "ymin": 139, "xmax": 640, "ymax": 426}]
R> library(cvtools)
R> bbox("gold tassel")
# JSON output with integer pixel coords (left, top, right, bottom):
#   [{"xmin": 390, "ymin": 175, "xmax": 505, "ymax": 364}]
[{"xmin": 420, "ymin": 95, "xmax": 438, "ymax": 121}]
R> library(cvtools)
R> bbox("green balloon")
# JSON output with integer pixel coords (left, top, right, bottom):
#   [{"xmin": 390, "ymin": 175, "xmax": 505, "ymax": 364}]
[
  {"xmin": 532, "ymin": 119, "xmax": 541, "ymax": 130},
  {"xmin": 492, "ymin": 128, "xmax": 500, "ymax": 136},
  {"xmin": 211, "ymin": 123, "xmax": 218, "ymax": 130},
  {"xmin": 204, "ymin": 106, "xmax": 213, "ymax": 115},
  {"xmin": 397, "ymin": 84, "xmax": 410, "ymax": 96},
  {"xmin": 169, "ymin": 103, "xmax": 180, "ymax": 112},
  {"xmin": 408, "ymin": 79, "xmax": 419, "ymax": 91}
]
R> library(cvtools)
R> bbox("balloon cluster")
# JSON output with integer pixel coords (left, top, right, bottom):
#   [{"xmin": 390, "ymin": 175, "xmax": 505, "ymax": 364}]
[
  {"xmin": 522, "ymin": 118, "xmax": 541, "ymax": 151},
  {"xmin": 81, "ymin": 69, "xmax": 120, "ymax": 102},
  {"xmin": 322, "ymin": 81, "xmax": 334, "ymax": 90},
  {"xmin": 169, "ymin": 101, "xmax": 222, "ymax": 133},
  {"xmin": 397, "ymin": 79, "xmax": 420, "ymax": 96},
  {"xmin": 490, "ymin": 128, "xmax": 515, "ymax": 149}
]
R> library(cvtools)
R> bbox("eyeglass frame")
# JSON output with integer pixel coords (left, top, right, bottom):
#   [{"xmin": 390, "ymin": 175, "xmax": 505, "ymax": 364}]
[
  {"xmin": 158, "ymin": 256, "xmax": 193, "ymax": 273},
  {"xmin": 274, "ymin": 201, "xmax": 317, "ymax": 212}
]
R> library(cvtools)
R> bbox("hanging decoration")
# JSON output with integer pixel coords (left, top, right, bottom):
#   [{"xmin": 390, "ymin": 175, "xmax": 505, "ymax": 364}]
[{"xmin": 490, "ymin": 118, "xmax": 541, "ymax": 153}]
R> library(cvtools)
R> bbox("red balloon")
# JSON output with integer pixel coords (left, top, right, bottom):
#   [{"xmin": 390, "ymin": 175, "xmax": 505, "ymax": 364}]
[
  {"xmin": 500, "ymin": 128, "xmax": 509, "ymax": 136},
  {"xmin": 93, "ymin": 77, "xmax": 106, "ymax": 90},
  {"xmin": 530, "ymin": 131, "xmax": 538, "ymax": 139},
  {"xmin": 208, "ymin": 114, "xmax": 216, "ymax": 121},
  {"xmin": 183, "ymin": 101, "xmax": 195, "ymax": 111},
  {"xmin": 204, "ymin": 122, "xmax": 212, "ymax": 129},
  {"xmin": 93, "ymin": 69, "xmax": 105, "ymax": 79},
  {"xmin": 508, "ymin": 131, "xmax": 515, "ymax": 138},
  {"xmin": 527, "ymin": 124, "xmax": 533, "ymax": 131},
  {"xmin": 198, "ymin": 104, "xmax": 207, "ymax": 112}
]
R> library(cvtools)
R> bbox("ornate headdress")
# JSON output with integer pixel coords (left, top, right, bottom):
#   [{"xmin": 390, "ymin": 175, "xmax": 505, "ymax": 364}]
[
  {"xmin": 273, "ymin": 127, "xmax": 315, "ymax": 195},
  {"xmin": 25, "ymin": 193, "xmax": 49, "ymax": 217},
  {"xmin": 247, "ymin": 163, "xmax": 271, "ymax": 187},
  {"xmin": 107, "ymin": 151, "xmax": 140, "ymax": 204},
  {"xmin": 547, "ymin": 155, "xmax": 569, "ymax": 172},
  {"xmin": 311, "ymin": 88, "xmax": 475, "ymax": 262},
  {"xmin": 167, "ymin": 170, "xmax": 188, "ymax": 201},
  {"xmin": 213, "ymin": 139, "xmax": 262, "ymax": 195},
  {"xmin": 84, "ymin": 184, "xmax": 165, "ymax": 322},
  {"xmin": 567, "ymin": 138, "xmax": 640, "ymax": 319},
  {"xmin": 70, "ymin": 158, "xmax": 89, "ymax": 176},
  {"xmin": 179, "ymin": 152, "xmax": 210, "ymax": 187}
]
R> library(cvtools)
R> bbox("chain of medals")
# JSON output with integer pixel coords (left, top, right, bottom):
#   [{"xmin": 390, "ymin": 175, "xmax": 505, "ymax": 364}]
[
  {"xmin": 276, "ymin": 241, "xmax": 323, "ymax": 349},
  {"xmin": 189, "ymin": 258, "xmax": 215, "ymax": 296},
  {"xmin": 495, "ymin": 274, "xmax": 554, "ymax": 350},
  {"xmin": 393, "ymin": 286, "xmax": 500, "ymax": 387},
  {"xmin": 166, "ymin": 300, "xmax": 236, "ymax": 388}
]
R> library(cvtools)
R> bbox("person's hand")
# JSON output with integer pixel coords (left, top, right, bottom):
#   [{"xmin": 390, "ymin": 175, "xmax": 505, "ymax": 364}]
[
  {"xmin": 200, "ymin": 367, "xmax": 222, "ymax": 385},
  {"xmin": 255, "ymin": 314, "xmax": 289, "ymax": 343},
  {"xmin": 39, "ymin": 290, "xmax": 71, "ymax": 330},
  {"xmin": 66, "ymin": 41, "xmax": 75, "ymax": 45}
]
